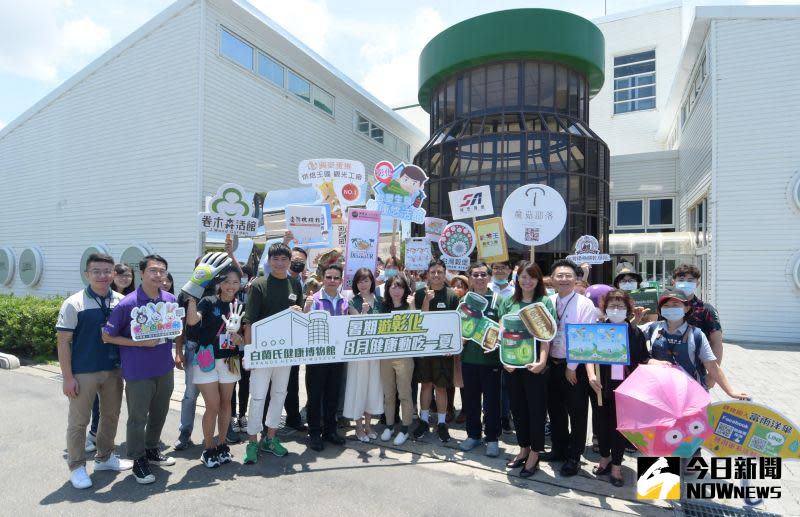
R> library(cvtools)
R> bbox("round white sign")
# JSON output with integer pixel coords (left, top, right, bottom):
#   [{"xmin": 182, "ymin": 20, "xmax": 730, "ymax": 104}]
[{"xmin": 501, "ymin": 184, "xmax": 567, "ymax": 246}]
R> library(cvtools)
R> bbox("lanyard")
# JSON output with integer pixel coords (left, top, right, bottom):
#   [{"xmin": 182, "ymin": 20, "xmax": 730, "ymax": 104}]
[
  {"xmin": 86, "ymin": 287, "xmax": 112, "ymax": 321},
  {"xmin": 556, "ymin": 293, "xmax": 577, "ymax": 322}
]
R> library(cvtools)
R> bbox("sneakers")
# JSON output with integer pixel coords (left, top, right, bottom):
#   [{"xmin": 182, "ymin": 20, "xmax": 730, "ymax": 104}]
[
  {"xmin": 217, "ymin": 443, "xmax": 233, "ymax": 463},
  {"xmin": 94, "ymin": 454, "xmax": 133, "ymax": 471},
  {"xmin": 238, "ymin": 415, "xmax": 248, "ymax": 431},
  {"xmin": 485, "ymin": 441, "xmax": 500, "ymax": 457},
  {"xmin": 260, "ymin": 436, "xmax": 288, "ymax": 457},
  {"xmin": 201, "ymin": 448, "xmax": 220, "ymax": 468},
  {"xmin": 173, "ymin": 431, "xmax": 193, "ymax": 451},
  {"xmin": 437, "ymin": 423, "xmax": 451, "ymax": 443},
  {"xmin": 380, "ymin": 428, "xmax": 393, "ymax": 442},
  {"xmin": 393, "ymin": 431, "xmax": 409, "ymax": 446},
  {"xmin": 459, "ymin": 437, "xmax": 481, "ymax": 452},
  {"xmin": 132, "ymin": 457, "xmax": 155, "ymax": 484},
  {"xmin": 69, "ymin": 466, "xmax": 92, "ymax": 489},
  {"xmin": 412, "ymin": 421, "xmax": 430, "ymax": 440},
  {"xmin": 231, "ymin": 416, "xmax": 241, "ymax": 433},
  {"xmin": 226, "ymin": 423, "xmax": 241, "ymax": 444},
  {"xmin": 145, "ymin": 448, "xmax": 176, "ymax": 466},
  {"xmin": 243, "ymin": 441, "xmax": 259, "ymax": 464},
  {"xmin": 85, "ymin": 432, "xmax": 97, "ymax": 453}
]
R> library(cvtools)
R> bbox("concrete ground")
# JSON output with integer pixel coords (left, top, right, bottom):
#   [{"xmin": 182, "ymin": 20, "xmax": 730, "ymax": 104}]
[{"xmin": 2, "ymin": 340, "xmax": 798, "ymax": 516}]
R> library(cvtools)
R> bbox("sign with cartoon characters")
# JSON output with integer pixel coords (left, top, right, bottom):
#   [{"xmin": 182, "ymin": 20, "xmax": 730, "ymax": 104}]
[
  {"xmin": 474, "ymin": 217, "xmax": 509, "ymax": 263},
  {"xmin": 366, "ymin": 162, "xmax": 428, "ymax": 223},
  {"xmin": 198, "ymin": 183, "xmax": 259, "ymax": 237},
  {"xmin": 286, "ymin": 204, "xmax": 332, "ymax": 248},
  {"xmin": 448, "ymin": 185, "xmax": 494, "ymax": 220},
  {"xmin": 404, "ymin": 238, "xmax": 433, "ymax": 271},
  {"xmin": 501, "ymin": 184, "xmax": 567, "ymax": 246},
  {"xmin": 343, "ymin": 208, "xmax": 381, "ymax": 289},
  {"xmin": 244, "ymin": 309, "xmax": 462, "ymax": 368},
  {"xmin": 130, "ymin": 302, "xmax": 185, "ymax": 341},
  {"xmin": 566, "ymin": 235, "xmax": 611, "ymax": 265},
  {"xmin": 703, "ymin": 401, "xmax": 800, "ymax": 459},
  {"xmin": 565, "ymin": 323, "xmax": 630, "ymax": 365},
  {"xmin": 438, "ymin": 221, "xmax": 476, "ymax": 271},
  {"xmin": 298, "ymin": 159, "xmax": 367, "ymax": 223}
]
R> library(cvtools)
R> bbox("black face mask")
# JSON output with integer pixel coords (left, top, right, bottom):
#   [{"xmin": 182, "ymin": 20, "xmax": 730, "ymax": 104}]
[{"xmin": 290, "ymin": 261, "xmax": 306, "ymax": 273}]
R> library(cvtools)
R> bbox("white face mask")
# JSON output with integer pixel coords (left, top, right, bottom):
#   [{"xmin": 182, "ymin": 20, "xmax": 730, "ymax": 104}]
[
  {"xmin": 605, "ymin": 308, "xmax": 628, "ymax": 323},
  {"xmin": 675, "ymin": 281, "xmax": 697, "ymax": 297},
  {"xmin": 661, "ymin": 307, "xmax": 686, "ymax": 322},
  {"xmin": 619, "ymin": 281, "xmax": 638, "ymax": 292}
]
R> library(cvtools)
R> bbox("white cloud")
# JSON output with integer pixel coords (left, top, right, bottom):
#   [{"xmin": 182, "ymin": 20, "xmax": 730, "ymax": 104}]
[
  {"xmin": 0, "ymin": 0, "xmax": 110, "ymax": 82},
  {"xmin": 248, "ymin": 0, "xmax": 333, "ymax": 55},
  {"xmin": 0, "ymin": 119, "xmax": 5, "ymax": 130}
]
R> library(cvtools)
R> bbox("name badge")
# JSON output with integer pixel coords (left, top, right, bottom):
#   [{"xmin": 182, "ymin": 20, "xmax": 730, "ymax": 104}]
[
  {"xmin": 437, "ymin": 302, "xmax": 446, "ymax": 309},
  {"xmin": 288, "ymin": 293, "xmax": 297, "ymax": 302},
  {"xmin": 219, "ymin": 333, "xmax": 236, "ymax": 350}
]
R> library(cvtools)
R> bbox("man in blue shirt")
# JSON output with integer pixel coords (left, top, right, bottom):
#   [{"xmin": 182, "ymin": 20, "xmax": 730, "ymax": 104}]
[{"xmin": 57, "ymin": 253, "xmax": 133, "ymax": 489}]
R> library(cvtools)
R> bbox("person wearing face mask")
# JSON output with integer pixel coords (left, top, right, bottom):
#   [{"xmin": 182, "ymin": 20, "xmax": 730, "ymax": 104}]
[
  {"xmin": 670, "ymin": 264, "xmax": 723, "ymax": 373},
  {"xmin": 612, "ymin": 264, "xmax": 652, "ymax": 324},
  {"xmin": 377, "ymin": 255, "xmax": 401, "ymax": 298},
  {"xmin": 585, "ymin": 289, "xmax": 650, "ymax": 487},
  {"xmin": 489, "ymin": 261, "xmax": 514, "ymax": 297}
]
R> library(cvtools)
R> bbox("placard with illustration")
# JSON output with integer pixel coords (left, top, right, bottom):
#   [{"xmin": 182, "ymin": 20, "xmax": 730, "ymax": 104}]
[
  {"xmin": 474, "ymin": 217, "xmax": 509, "ymax": 263},
  {"xmin": 499, "ymin": 314, "xmax": 538, "ymax": 368},
  {"xmin": 130, "ymin": 302, "xmax": 185, "ymax": 341},
  {"xmin": 404, "ymin": 238, "xmax": 433, "ymax": 271},
  {"xmin": 343, "ymin": 208, "xmax": 381, "ymax": 289},
  {"xmin": 286, "ymin": 204, "xmax": 332, "ymax": 248},
  {"xmin": 298, "ymin": 159, "xmax": 366, "ymax": 223},
  {"xmin": 565, "ymin": 323, "xmax": 630, "ymax": 365},
  {"xmin": 438, "ymin": 221, "xmax": 475, "ymax": 272},
  {"xmin": 198, "ymin": 183, "xmax": 259, "ymax": 237},
  {"xmin": 366, "ymin": 162, "xmax": 428, "ymax": 223},
  {"xmin": 501, "ymin": 184, "xmax": 567, "ymax": 245}
]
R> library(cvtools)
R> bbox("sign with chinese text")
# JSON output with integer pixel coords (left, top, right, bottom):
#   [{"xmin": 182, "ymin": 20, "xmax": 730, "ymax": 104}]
[
  {"xmin": 298, "ymin": 159, "xmax": 367, "ymax": 223},
  {"xmin": 286, "ymin": 204, "xmax": 332, "ymax": 248},
  {"xmin": 474, "ymin": 217, "xmax": 508, "ymax": 263},
  {"xmin": 244, "ymin": 309, "xmax": 462, "ymax": 368},
  {"xmin": 343, "ymin": 208, "xmax": 381, "ymax": 289},
  {"xmin": 566, "ymin": 235, "xmax": 611, "ymax": 265},
  {"xmin": 501, "ymin": 184, "xmax": 567, "ymax": 245},
  {"xmin": 448, "ymin": 185, "xmax": 494, "ymax": 220},
  {"xmin": 438, "ymin": 221, "xmax": 475, "ymax": 271},
  {"xmin": 566, "ymin": 323, "xmax": 630, "ymax": 365},
  {"xmin": 703, "ymin": 401, "xmax": 800, "ymax": 459},
  {"xmin": 404, "ymin": 238, "xmax": 433, "ymax": 271},
  {"xmin": 424, "ymin": 217, "xmax": 447, "ymax": 242},
  {"xmin": 366, "ymin": 162, "xmax": 428, "ymax": 223},
  {"xmin": 130, "ymin": 302, "xmax": 185, "ymax": 341},
  {"xmin": 198, "ymin": 183, "xmax": 259, "ymax": 237}
]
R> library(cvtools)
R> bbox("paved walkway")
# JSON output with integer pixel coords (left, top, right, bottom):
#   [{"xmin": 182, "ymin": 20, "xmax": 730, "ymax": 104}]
[{"xmin": 18, "ymin": 339, "xmax": 800, "ymax": 516}]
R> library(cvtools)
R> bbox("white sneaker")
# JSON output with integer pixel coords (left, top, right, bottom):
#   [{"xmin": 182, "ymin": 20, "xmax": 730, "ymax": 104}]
[
  {"xmin": 85, "ymin": 433, "xmax": 97, "ymax": 453},
  {"xmin": 239, "ymin": 415, "xmax": 248, "ymax": 431},
  {"xmin": 69, "ymin": 466, "xmax": 92, "ymax": 489},
  {"xmin": 393, "ymin": 431, "xmax": 408, "ymax": 446},
  {"xmin": 95, "ymin": 454, "xmax": 134, "ymax": 471},
  {"xmin": 380, "ymin": 428, "xmax": 393, "ymax": 442},
  {"xmin": 231, "ymin": 416, "xmax": 241, "ymax": 433}
]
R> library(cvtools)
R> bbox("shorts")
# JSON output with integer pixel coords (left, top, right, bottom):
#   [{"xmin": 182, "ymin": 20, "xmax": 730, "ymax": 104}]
[
  {"xmin": 193, "ymin": 357, "xmax": 241, "ymax": 385},
  {"xmin": 414, "ymin": 356, "xmax": 454, "ymax": 388}
]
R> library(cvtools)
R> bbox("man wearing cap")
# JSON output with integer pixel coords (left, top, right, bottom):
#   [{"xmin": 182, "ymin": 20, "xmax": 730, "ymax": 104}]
[{"xmin": 670, "ymin": 264, "xmax": 723, "ymax": 370}]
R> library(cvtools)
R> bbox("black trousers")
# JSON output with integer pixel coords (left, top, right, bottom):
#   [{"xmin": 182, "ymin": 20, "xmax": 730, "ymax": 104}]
[
  {"xmin": 306, "ymin": 363, "xmax": 344, "ymax": 437},
  {"xmin": 232, "ymin": 365, "xmax": 250, "ymax": 417},
  {"xmin": 507, "ymin": 367, "xmax": 549, "ymax": 450},
  {"xmin": 590, "ymin": 389, "xmax": 627, "ymax": 466},
  {"xmin": 462, "ymin": 363, "xmax": 502, "ymax": 442},
  {"xmin": 546, "ymin": 360, "xmax": 589, "ymax": 461}
]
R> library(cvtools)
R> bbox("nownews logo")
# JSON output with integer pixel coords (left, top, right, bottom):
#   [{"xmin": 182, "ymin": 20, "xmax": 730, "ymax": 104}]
[{"xmin": 637, "ymin": 457, "xmax": 783, "ymax": 501}]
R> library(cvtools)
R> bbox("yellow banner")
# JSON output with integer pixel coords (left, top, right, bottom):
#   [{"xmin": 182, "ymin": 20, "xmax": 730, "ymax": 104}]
[
  {"xmin": 474, "ymin": 217, "xmax": 508, "ymax": 263},
  {"xmin": 703, "ymin": 401, "xmax": 800, "ymax": 459}
]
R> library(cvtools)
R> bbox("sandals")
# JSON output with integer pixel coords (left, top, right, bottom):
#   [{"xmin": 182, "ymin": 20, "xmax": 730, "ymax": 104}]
[{"xmin": 506, "ymin": 455, "xmax": 529, "ymax": 469}]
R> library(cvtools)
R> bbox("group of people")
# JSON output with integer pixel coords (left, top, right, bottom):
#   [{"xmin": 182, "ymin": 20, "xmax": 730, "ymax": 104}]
[{"xmin": 57, "ymin": 242, "xmax": 749, "ymax": 490}]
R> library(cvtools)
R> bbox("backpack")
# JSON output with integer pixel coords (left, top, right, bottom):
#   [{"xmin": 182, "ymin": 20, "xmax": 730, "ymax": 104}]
[{"xmin": 646, "ymin": 322, "xmax": 708, "ymax": 388}]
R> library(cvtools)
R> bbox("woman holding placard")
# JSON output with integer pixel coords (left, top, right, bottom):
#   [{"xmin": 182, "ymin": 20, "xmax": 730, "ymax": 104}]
[
  {"xmin": 586, "ymin": 289, "xmax": 650, "ymax": 487},
  {"xmin": 496, "ymin": 261, "xmax": 556, "ymax": 477},
  {"xmin": 344, "ymin": 268, "xmax": 385, "ymax": 442}
]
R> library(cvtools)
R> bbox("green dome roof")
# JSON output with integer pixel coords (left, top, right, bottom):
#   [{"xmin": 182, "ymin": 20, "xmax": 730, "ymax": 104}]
[{"xmin": 418, "ymin": 9, "xmax": 605, "ymax": 111}]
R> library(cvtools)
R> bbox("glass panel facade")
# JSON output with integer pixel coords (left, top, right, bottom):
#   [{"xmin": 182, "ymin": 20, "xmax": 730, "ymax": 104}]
[
  {"xmin": 288, "ymin": 71, "xmax": 311, "ymax": 102},
  {"xmin": 613, "ymin": 50, "xmax": 656, "ymax": 114},
  {"xmin": 220, "ymin": 29, "xmax": 253, "ymax": 70},
  {"xmin": 313, "ymin": 85, "xmax": 334, "ymax": 115},
  {"xmin": 257, "ymin": 52, "xmax": 283, "ymax": 87},
  {"xmin": 617, "ymin": 200, "xmax": 643, "ymax": 226},
  {"xmin": 649, "ymin": 198, "xmax": 673, "ymax": 226}
]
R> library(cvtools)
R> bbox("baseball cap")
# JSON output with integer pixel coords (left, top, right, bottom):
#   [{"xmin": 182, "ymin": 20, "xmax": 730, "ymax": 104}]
[{"xmin": 657, "ymin": 288, "xmax": 689, "ymax": 308}]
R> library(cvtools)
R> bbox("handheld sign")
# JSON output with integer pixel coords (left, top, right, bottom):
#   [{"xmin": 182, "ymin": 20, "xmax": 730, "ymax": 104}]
[
  {"xmin": 198, "ymin": 183, "xmax": 259, "ymax": 237},
  {"xmin": 566, "ymin": 235, "xmax": 611, "ymax": 265},
  {"xmin": 404, "ymin": 238, "xmax": 433, "ymax": 271},
  {"xmin": 366, "ymin": 162, "xmax": 428, "ymax": 223},
  {"xmin": 424, "ymin": 217, "xmax": 447, "ymax": 242},
  {"xmin": 501, "ymin": 184, "xmax": 567, "ymax": 246},
  {"xmin": 343, "ymin": 208, "xmax": 381, "ymax": 289},
  {"xmin": 298, "ymin": 159, "xmax": 367, "ymax": 223},
  {"xmin": 474, "ymin": 217, "xmax": 509, "ymax": 263},
  {"xmin": 566, "ymin": 323, "xmax": 630, "ymax": 365},
  {"xmin": 130, "ymin": 302, "xmax": 185, "ymax": 341},
  {"xmin": 438, "ymin": 221, "xmax": 476, "ymax": 272},
  {"xmin": 286, "ymin": 204, "xmax": 333, "ymax": 248},
  {"xmin": 448, "ymin": 185, "xmax": 493, "ymax": 220}
]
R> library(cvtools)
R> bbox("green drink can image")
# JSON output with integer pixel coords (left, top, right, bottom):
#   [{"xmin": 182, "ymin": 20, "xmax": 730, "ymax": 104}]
[
  {"xmin": 458, "ymin": 292, "xmax": 488, "ymax": 340},
  {"xmin": 500, "ymin": 315, "xmax": 536, "ymax": 367}
]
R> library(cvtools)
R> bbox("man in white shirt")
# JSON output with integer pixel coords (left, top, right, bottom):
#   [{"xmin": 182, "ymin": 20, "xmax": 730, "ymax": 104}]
[
  {"xmin": 541, "ymin": 259, "xmax": 597, "ymax": 477},
  {"xmin": 488, "ymin": 261, "xmax": 515, "ymax": 298}
]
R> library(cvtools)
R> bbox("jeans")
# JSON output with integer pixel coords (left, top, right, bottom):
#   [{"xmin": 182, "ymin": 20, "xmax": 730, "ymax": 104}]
[
  {"xmin": 178, "ymin": 341, "xmax": 199, "ymax": 436},
  {"xmin": 462, "ymin": 363, "xmax": 502, "ymax": 442}
]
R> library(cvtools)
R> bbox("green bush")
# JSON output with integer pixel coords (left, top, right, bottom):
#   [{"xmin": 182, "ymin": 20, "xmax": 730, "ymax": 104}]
[{"xmin": 0, "ymin": 294, "xmax": 64, "ymax": 358}]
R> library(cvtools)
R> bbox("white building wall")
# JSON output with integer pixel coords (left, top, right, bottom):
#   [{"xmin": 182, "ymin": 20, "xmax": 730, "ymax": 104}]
[
  {"xmin": 713, "ymin": 18, "xmax": 800, "ymax": 344},
  {"xmin": 677, "ymin": 78, "xmax": 713, "ymax": 233},
  {"xmin": 609, "ymin": 151, "xmax": 678, "ymax": 202},
  {"xmin": 0, "ymin": 1, "xmax": 202, "ymax": 297},
  {"xmin": 591, "ymin": 5, "xmax": 683, "ymax": 156}
]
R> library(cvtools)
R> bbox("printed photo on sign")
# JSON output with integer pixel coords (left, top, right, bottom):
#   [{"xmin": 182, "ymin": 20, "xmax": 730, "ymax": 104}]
[
  {"xmin": 438, "ymin": 221, "xmax": 476, "ymax": 271},
  {"xmin": 448, "ymin": 185, "xmax": 494, "ymax": 220},
  {"xmin": 243, "ymin": 309, "xmax": 462, "ymax": 369},
  {"xmin": 198, "ymin": 183, "xmax": 259, "ymax": 237},
  {"xmin": 366, "ymin": 162, "xmax": 428, "ymax": 223},
  {"xmin": 130, "ymin": 302, "xmax": 185, "ymax": 341},
  {"xmin": 474, "ymin": 217, "xmax": 508, "ymax": 263},
  {"xmin": 404, "ymin": 238, "xmax": 433, "ymax": 271},
  {"xmin": 286, "ymin": 204, "xmax": 332, "ymax": 248},
  {"xmin": 566, "ymin": 235, "xmax": 611, "ymax": 265},
  {"xmin": 501, "ymin": 184, "xmax": 567, "ymax": 245},
  {"xmin": 298, "ymin": 159, "xmax": 367, "ymax": 222},
  {"xmin": 343, "ymin": 208, "xmax": 381, "ymax": 289},
  {"xmin": 565, "ymin": 323, "xmax": 630, "ymax": 365}
]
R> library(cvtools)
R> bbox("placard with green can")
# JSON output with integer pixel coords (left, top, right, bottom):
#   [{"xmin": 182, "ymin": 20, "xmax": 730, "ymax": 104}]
[{"xmin": 499, "ymin": 314, "xmax": 538, "ymax": 368}]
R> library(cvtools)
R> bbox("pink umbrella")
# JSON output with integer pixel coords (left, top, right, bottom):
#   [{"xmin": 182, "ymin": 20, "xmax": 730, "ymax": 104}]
[{"xmin": 615, "ymin": 364, "xmax": 712, "ymax": 457}]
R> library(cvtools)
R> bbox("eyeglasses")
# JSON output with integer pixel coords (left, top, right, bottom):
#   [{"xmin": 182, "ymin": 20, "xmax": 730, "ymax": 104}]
[
  {"xmin": 324, "ymin": 275, "xmax": 341, "ymax": 281},
  {"xmin": 470, "ymin": 272, "xmax": 488, "ymax": 278},
  {"xmin": 87, "ymin": 269, "xmax": 114, "ymax": 277},
  {"xmin": 145, "ymin": 268, "xmax": 167, "ymax": 276},
  {"xmin": 117, "ymin": 273, "xmax": 133, "ymax": 279}
]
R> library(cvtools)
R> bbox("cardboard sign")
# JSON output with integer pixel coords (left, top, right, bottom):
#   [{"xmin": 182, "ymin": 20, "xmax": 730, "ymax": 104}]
[
  {"xmin": 366, "ymin": 162, "xmax": 428, "ymax": 223},
  {"xmin": 286, "ymin": 204, "xmax": 332, "ymax": 248},
  {"xmin": 499, "ymin": 314, "xmax": 538, "ymax": 368},
  {"xmin": 501, "ymin": 184, "xmax": 567, "ymax": 245},
  {"xmin": 457, "ymin": 292, "xmax": 500, "ymax": 352},
  {"xmin": 565, "ymin": 323, "xmax": 630, "ymax": 365},
  {"xmin": 343, "ymin": 208, "xmax": 381, "ymax": 289},
  {"xmin": 243, "ymin": 309, "xmax": 462, "ymax": 368},
  {"xmin": 199, "ymin": 183, "xmax": 259, "ymax": 237},
  {"xmin": 424, "ymin": 217, "xmax": 447, "ymax": 242},
  {"xmin": 130, "ymin": 302, "xmax": 185, "ymax": 341},
  {"xmin": 566, "ymin": 235, "xmax": 611, "ymax": 265},
  {"xmin": 438, "ymin": 221, "xmax": 476, "ymax": 272},
  {"xmin": 404, "ymin": 238, "xmax": 433, "ymax": 271},
  {"xmin": 474, "ymin": 217, "xmax": 509, "ymax": 263},
  {"xmin": 703, "ymin": 401, "xmax": 800, "ymax": 459},
  {"xmin": 298, "ymin": 159, "xmax": 367, "ymax": 223},
  {"xmin": 448, "ymin": 185, "xmax": 494, "ymax": 220}
]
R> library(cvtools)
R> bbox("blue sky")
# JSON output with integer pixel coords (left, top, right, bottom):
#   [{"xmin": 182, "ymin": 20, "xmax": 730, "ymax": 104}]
[{"xmin": 0, "ymin": 0, "xmax": 794, "ymax": 134}]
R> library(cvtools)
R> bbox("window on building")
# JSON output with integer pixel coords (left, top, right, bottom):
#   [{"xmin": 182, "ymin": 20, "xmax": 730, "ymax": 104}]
[
  {"xmin": 616, "ymin": 200, "xmax": 643, "ymax": 227},
  {"xmin": 356, "ymin": 114, "xmax": 370, "ymax": 135},
  {"xmin": 354, "ymin": 111, "xmax": 410, "ymax": 159},
  {"xmin": 613, "ymin": 50, "xmax": 655, "ymax": 114},
  {"xmin": 648, "ymin": 198, "xmax": 674, "ymax": 226},
  {"xmin": 370, "ymin": 125, "xmax": 384, "ymax": 144},
  {"xmin": 690, "ymin": 197, "xmax": 708, "ymax": 247},
  {"xmin": 257, "ymin": 52, "xmax": 284, "ymax": 87},
  {"xmin": 680, "ymin": 48, "xmax": 709, "ymax": 127},
  {"xmin": 288, "ymin": 71, "xmax": 311, "ymax": 102},
  {"xmin": 313, "ymin": 86, "xmax": 334, "ymax": 116},
  {"xmin": 220, "ymin": 29, "xmax": 253, "ymax": 70}
]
